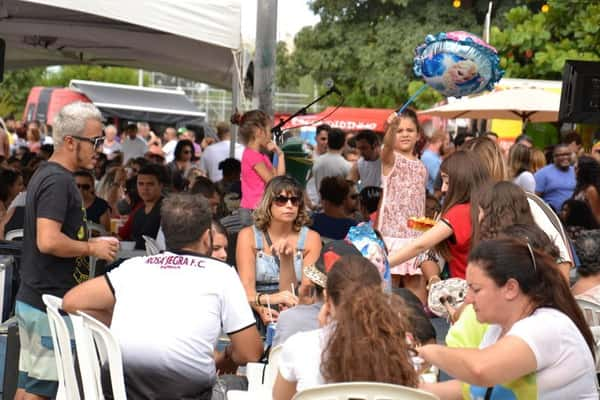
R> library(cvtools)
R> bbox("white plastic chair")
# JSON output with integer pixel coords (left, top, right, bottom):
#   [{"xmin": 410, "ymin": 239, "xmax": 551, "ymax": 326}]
[
  {"xmin": 263, "ymin": 344, "xmax": 283, "ymax": 390},
  {"xmin": 142, "ymin": 235, "xmax": 160, "ymax": 256},
  {"xmin": 73, "ymin": 310, "xmax": 127, "ymax": 400},
  {"xmin": 5, "ymin": 228, "xmax": 24, "ymax": 241},
  {"xmin": 576, "ymin": 298, "xmax": 600, "ymax": 372},
  {"xmin": 41, "ymin": 294, "xmax": 80, "ymax": 400},
  {"xmin": 292, "ymin": 382, "xmax": 440, "ymax": 400},
  {"xmin": 87, "ymin": 222, "xmax": 108, "ymax": 237}
]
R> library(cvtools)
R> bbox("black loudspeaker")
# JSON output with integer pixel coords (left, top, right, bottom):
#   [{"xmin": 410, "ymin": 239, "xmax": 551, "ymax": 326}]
[
  {"xmin": 0, "ymin": 38, "xmax": 4, "ymax": 83},
  {"xmin": 559, "ymin": 60, "xmax": 600, "ymax": 124}
]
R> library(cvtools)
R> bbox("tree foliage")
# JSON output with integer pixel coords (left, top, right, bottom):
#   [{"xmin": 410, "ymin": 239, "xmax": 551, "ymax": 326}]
[
  {"xmin": 281, "ymin": 0, "xmax": 519, "ymax": 109},
  {"xmin": 491, "ymin": 1, "xmax": 600, "ymax": 79},
  {"xmin": 279, "ymin": 0, "xmax": 599, "ymax": 109}
]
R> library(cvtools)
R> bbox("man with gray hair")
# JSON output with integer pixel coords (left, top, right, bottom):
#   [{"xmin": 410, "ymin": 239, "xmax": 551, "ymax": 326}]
[
  {"xmin": 63, "ymin": 193, "xmax": 262, "ymax": 399},
  {"xmin": 16, "ymin": 101, "xmax": 119, "ymax": 400}
]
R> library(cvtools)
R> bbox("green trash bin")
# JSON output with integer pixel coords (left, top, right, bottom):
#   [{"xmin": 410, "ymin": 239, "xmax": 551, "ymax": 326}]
[{"xmin": 281, "ymin": 138, "xmax": 312, "ymax": 187}]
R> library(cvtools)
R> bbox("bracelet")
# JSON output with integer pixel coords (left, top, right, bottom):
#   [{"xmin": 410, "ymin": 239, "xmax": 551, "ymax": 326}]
[
  {"xmin": 257, "ymin": 293, "xmax": 264, "ymax": 306},
  {"xmin": 254, "ymin": 293, "xmax": 261, "ymax": 306}
]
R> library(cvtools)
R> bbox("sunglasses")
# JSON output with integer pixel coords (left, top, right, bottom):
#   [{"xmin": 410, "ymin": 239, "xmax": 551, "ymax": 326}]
[
  {"xmin": 77, "ymin": 183, "xmax": 91, "ymax": 191},
  {"xmin": 71, "ymin": 135, "xmax": 105, "ymax": 150},
  {"xmin": 273, "ymin": 195, "xmax": 301, "ymax": 207}
]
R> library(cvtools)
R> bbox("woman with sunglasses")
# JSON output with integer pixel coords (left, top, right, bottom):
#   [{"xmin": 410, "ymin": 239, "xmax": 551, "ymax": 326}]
[
  {"xmin": 74, "ymin": 170, "xmax": 111, "ymax": 232},
  {"xmin": 236, "ymin": 176, "xmax": 321, "ymax": 327},
  {"xmin": 419, "ymin": 238, "xmax": 597, "ymax": 399}
]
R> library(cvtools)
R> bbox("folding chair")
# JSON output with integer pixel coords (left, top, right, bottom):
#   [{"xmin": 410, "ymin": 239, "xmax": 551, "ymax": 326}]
[{"xmin": 292, "ymin": 382, "xmax": 440, "ymax": 400}]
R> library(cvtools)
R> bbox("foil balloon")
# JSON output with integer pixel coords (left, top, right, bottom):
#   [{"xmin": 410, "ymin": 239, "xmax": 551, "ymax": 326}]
[{"xmin": 413, "ymin": 31, "xmax": 504, "ymax": 98}]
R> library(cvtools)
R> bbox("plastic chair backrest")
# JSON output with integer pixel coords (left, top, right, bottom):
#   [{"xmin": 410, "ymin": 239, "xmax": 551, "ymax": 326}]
[
  {"xmin": 577, "ymin": 299, "xmax": 600, "ymax": 327},
  {"xmin": 5, "ymin": 229, "xmax": 24, "ymax": 241},
  {"xmin": 292, "ymin": 382, "xmax": 440, "ymax": 400},
  {"xmin": 142, "ymin": 235, "xmax": 160, "ymax": 256},
  {"xmin": 264, "ymin": 344, "xmax": 283, "ymax": 389},
  {"xmin": 87, "ymin": 222, "xmax": 108, "ymax": 237},
  {"xmin": 70, "ymin": 313, "xmax": 104, "ymax": 399},
  {"xmin": 576, "ymin": 298, "xmax": 600, "ymax": 373},
  {"xmin": 41, "ymin": 294, "xmax": 80, "ymax": 400},
  {"xmin": 77, "ymin": 311, "xmax": 127, "ymax": 400}
]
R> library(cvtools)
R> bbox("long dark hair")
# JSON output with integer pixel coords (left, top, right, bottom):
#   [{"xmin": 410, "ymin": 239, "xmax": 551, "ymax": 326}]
[
  {"xmin": 321, "ymin": 255, "xmax": 418, "ymax": 387},
  {"xmin": 436, "ymin": 151, "xmax": 490, "ymax": 257},
  {"xmin": 574, "ymin": 156, "xmax": 600, "ymax": 200},
  {"xmin": 173, "ymin": 139, "xmax": 194, "ymax": 161},
  {"xmin": 474, "ymin": 181, "xmax": 535, "ymax": 243},
  {"xmin": 469, "ymin": 239, "xmax": 595, "ymax": 359},
  {"xmin": 562, "ymin": 199, "xmax": 600, "ymax": 230}
]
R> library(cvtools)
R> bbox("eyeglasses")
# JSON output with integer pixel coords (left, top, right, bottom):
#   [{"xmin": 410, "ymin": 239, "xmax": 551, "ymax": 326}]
[
  {"xmin": 273, "ymin": 195, "xmax": 301, "ymax": 207},
  {"xmin": 70, "ymin": 135, "xmax": 104, "ymax": 150},
  {"xmin": 526, "ymin": 243, "xmax": 537, "ymax": 272},
  {"xmin": 77, "ymin": 183, "xmax": 91, "ymax": 191}
]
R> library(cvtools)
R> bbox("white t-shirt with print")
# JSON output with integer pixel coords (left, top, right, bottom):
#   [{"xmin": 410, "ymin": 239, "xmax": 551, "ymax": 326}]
[
  {"xmin": 470, "ymin": 308, "xmax": 597, "ymax": 400},
  {"xmin": 106, "ymin": 251, "xmax": 255, "ymax": 397},
  {"xmin": 279, "ymin": 328, "xmax": 328, "ymax": 391}
]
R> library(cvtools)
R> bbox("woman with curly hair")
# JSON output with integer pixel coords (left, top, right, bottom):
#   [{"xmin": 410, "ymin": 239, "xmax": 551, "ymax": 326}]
[
  {"xmin": 573, "ymin": 155, "xmax": 600, "ymax": 223},
  {"xmin": 273, "ymin": 255, "xmax": 418, "ymax": 400},
  {"xmin": 236, "ymin": 175, "xmax": 321, "ymax": 326}
]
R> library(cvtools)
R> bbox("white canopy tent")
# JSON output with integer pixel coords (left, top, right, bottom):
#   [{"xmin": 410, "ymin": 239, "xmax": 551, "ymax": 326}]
[{"xmin": 0, "ymin": 0, "xmax": 242, "ymax": 89}]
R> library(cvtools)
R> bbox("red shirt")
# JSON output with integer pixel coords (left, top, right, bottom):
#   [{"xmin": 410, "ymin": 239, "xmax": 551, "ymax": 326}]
[{"xmin": 442, "ymin": 203, "xmax": 472, "ymax": 279}]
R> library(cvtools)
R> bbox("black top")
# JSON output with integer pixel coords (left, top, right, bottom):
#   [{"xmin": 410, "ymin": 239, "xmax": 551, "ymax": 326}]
[
  {"xmin": 85, "ymin": 196, "xmax": 111, "ymax": 225},
  {"xmin": 131, "ymin": 198, "xmax": 163, "ymax": 250},
  {"xmin": 311, "ymin": 213, "xmax": 358, "ymax": 240},
  {"xmin": 17, "ymin": 161, "xmax": 89, "ymax": 311}
]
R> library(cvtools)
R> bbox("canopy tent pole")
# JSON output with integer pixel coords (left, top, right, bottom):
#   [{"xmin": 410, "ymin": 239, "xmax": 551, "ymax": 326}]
[
  {"xmin": 230, "ymin": 49, "xmax": 242, "ymax": 158},
  {"xmin": 253, "ymin": 0, "xmax": 277, "ymax": 118}
]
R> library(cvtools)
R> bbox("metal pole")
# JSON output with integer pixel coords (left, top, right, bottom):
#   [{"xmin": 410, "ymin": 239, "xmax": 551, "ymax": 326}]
[
  {"xmin": 231, "ymin": 54, "xmax": 240, "ymax": 158},
  {"xmin": 138, "ymin": 69, "xmax": 143, "ymax": 86},
  {"xmin": 253, "ymin": 0, "xmax": 278, "ymax": 117}
]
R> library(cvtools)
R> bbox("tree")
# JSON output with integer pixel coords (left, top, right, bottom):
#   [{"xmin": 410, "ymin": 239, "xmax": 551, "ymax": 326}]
[
  {"xmin": 285, "ymin": 0, "xmax": 519, "ymax": 109},
  {"xmin": 0, "ymin": 68, "xmax": 45, "ymax": 117},
  {"xmin": 491, "ymin": 1, "xmax": 600, "ymax": 79}
]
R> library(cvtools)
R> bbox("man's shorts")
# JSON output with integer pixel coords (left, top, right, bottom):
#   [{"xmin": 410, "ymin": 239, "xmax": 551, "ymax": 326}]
[{"xmin": 16, "ymin": 300, "xmax": 73, "ymax": 398}]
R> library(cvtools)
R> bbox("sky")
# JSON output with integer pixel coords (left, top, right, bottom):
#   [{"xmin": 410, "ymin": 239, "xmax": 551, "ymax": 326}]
[{"xmin": 241, "ymin": 0, "xmax": 320, "ymax": 45}]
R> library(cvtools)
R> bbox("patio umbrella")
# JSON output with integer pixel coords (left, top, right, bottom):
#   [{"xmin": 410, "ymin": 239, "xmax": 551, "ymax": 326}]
[{"xmin": 419, "ymin": 88, "xmax": 561, "ymax": 123}]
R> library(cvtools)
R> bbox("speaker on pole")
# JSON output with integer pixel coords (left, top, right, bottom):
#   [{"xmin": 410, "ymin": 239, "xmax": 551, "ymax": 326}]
[{"xmin": 559, "ymin": 60, "xmax": 600, "ymax": 124}]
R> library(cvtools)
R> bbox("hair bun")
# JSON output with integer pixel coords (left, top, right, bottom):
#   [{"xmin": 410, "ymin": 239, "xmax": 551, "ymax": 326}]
[{"xmin": 230, "ymin": 111, "xmax": 243, "ymax": 126}]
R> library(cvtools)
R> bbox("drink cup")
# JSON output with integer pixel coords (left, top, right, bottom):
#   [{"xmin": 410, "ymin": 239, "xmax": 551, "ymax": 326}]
[{"xmin": 265, "ymin": 322, "xmax": 277, "ymax": 347}]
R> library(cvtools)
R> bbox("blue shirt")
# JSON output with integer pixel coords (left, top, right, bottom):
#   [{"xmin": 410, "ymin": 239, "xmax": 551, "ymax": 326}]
[
  {"xmin": 421, "ymin": 149, "xmax": 442, "ymax": 194},
  {"xmin": 534, "ymin": 164, "xmax": 576, "ymax": 212}
]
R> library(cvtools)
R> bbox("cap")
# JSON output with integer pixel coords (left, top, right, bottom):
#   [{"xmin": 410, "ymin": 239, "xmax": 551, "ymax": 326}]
[
  {"xmin": 177, "ymin": 127, "xmax": 187, "ymax": 135},
  {"xmin": 303, "ymin": 240, "xmax": 362, "ymax": 288}
]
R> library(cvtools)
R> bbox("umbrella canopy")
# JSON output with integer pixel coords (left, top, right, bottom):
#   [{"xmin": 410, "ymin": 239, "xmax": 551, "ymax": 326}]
[{"xmin": 419, "ymin": 88, "xmax": 561, "ymax": 123}]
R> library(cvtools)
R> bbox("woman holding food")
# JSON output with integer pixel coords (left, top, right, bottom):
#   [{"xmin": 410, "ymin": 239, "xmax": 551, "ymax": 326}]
[{"xmin": 388, "ymin": 150, "xmax": 490, "ymax": 281}]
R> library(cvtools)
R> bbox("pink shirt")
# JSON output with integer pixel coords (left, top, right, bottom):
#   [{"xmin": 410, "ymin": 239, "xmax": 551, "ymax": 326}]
[{"xmin": 241, "ymin": 148, "xmax": 272, "ymax": 209}]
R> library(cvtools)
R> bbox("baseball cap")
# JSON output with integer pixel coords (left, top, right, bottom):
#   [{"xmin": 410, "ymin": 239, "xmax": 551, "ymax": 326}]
[{"xmin": 303, "ymin": 240, "xmax": 362, "ymax": 288}]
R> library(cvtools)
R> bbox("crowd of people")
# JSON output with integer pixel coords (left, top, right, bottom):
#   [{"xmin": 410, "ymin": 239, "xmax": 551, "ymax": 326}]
[{"xmin": 1, "ymin": 101, "xmax": 600, "ymax": 400}]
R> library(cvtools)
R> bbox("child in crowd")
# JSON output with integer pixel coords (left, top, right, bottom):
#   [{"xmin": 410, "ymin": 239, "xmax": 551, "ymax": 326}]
[
  {"xmin": 377, "ymin": 109, "xmax": 427, "ymax": 297},
  {"xmin": 231, "ymin": 110, "xmax": 285, "ymax": 226}
]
